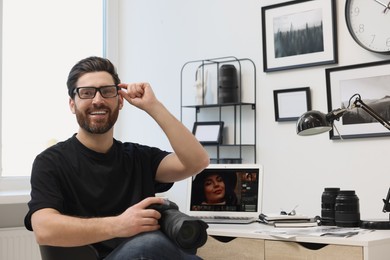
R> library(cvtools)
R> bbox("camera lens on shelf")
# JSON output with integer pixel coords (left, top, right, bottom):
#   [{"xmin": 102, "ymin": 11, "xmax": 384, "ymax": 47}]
[
  {"xmin": 321, "ymin": 187, "xmax": 340, "ymax": 226},
  {"xmin": 335, "ymin": 190, "xmax": 360, "ymax": 227}
]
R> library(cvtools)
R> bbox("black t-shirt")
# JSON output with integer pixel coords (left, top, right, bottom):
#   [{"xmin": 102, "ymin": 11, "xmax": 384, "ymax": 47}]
[{"xmin": 24, "ymin": 135, "xmax": 172, "ymax": 231}]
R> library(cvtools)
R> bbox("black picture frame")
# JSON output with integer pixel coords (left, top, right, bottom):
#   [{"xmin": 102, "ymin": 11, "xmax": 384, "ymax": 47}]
[
  {"xmin": 273, "ymin": 87, "xmax": 311, "ymax": 122},
  {"xmin": 326, "ymin": 60, "xmax": 390, "ymax": 140},
  {"xmin": 192, "ymin": 121, "xmax": 224, "ymax": 145},
  {"xmin": 262, "ymin": 0, "xmax": 338, "ymax": 72}
]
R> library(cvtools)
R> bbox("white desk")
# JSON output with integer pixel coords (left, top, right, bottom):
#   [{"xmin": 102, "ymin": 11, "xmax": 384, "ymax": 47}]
[{"xmin": 197, "ymin": 223, "xmax": 390, "ymax": 260}]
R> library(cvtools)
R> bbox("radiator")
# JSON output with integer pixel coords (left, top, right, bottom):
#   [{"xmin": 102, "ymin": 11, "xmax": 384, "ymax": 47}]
[{"xmin": 0, "ymin": 227, "xmax": 41, "ymax": 260}]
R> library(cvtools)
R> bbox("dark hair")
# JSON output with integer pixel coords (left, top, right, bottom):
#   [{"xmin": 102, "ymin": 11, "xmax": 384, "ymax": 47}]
[
  {"xmin": 191, "ymin": 171, "xmax": 237, "ymax": 205},
  {"xmin": 67, "ymin": 56, "xmax": 121, "ymax": 98}
]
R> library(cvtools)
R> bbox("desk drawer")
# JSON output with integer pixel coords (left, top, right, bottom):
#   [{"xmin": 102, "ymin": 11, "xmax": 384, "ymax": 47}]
[
  {"xmin": 197, "ymin": 236, "xmax": 264, "ymax": 260},
  {"xmin": 265, "ymin": 240, "xmax": 363, "ymax": 260}
]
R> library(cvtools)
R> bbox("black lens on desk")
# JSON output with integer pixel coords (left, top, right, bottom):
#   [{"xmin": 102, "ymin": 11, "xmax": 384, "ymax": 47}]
[
  {"xmin": 321, "ymin": 187, "xmax": 340, "ymax": 226},
  {"xmin": 335, "ymin": 190, "xmax": 360, "ymax": 227}
]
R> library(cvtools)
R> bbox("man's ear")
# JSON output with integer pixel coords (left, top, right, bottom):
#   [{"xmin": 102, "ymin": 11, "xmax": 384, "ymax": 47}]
[
  {"xmin": 118, "ymin": 95, "xmax": 124, "ymax": 110},
  {"xmin": 69, "ymin": 98, "xmax": 76, "ymax": 114}
]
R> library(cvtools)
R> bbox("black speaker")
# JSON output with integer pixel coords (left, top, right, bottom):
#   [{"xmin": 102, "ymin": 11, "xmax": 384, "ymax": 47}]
[{"xmin": 218, "ymin": 64, "xmax": 238, "ymax": 104}]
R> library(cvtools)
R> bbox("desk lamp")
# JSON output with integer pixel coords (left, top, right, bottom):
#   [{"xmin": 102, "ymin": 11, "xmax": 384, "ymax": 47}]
[
  {"xmin": 296, "ymin": 93, "xmax": 390, "ymax": 136},
  {"xmin": 296, "ymin": 93, "xmax": 390, "ymax": 229}
]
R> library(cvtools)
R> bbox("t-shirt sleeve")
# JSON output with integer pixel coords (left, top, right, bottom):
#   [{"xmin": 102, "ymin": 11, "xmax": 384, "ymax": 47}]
[
  {"xmin": 24, "ymin": 153, "xmax": 64, "ymax": 231},
  {"xmin": 147, "ymin": 146, "xmax": 174, "ymax": 193}
]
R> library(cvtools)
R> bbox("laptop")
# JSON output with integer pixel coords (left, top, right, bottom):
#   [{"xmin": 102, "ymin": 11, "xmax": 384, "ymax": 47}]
[{"xmin": 186, "ymin": 164, "xmax": 263, "ymax": 224}]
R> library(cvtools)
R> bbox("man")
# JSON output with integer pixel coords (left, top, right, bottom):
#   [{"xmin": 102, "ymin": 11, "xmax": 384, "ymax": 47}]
[{"xmin": 24, "ymin": 56, "xmax": 209, "ymax": 259}]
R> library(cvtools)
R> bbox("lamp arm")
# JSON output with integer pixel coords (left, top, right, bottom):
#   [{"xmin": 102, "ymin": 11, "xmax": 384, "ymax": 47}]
[
  {"xmin": 353, "ymin": 99, "xmax": 390, "ymax": 131},
  {"xmin": 382, "ymin": 188, "xmax": 390, "ymax": 214},
  {"xmin": 326, "ymin": 108, "xmax": 347, "ymax": 122}
]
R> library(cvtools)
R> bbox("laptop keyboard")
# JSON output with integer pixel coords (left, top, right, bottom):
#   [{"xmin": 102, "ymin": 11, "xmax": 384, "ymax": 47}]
[{"xmin": 197, "ymin": 216, "xmax": 256, "ymax": 224}]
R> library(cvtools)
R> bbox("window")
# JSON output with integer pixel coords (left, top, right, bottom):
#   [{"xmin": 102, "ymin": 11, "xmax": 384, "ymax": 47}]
[{"xmin": 1, "ymin": 0, "xmax": 104, "ymax": 177}]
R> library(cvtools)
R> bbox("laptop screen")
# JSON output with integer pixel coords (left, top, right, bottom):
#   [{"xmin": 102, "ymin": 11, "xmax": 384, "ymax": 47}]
[{"xmin": 186, "ymin": 164, "xmax": 263, "ymax": 218}]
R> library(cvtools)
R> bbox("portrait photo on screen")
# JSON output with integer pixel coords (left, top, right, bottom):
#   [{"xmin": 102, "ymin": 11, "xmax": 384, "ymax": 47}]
[{"xmin": 190, "ymin": 169, "xmax": 259, "ymax": 212}]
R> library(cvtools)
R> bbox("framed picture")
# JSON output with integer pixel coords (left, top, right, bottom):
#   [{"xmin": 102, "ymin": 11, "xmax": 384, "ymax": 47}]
[
  {"xmin": 326, "ymin": 60, "xmax": 390, "ymax": 139},
  {"xmin": 273, "ymin": 87, "xmax": 311, "ymax": 122},
  {"xmin": 192, "ymin": 121, "xmax": 224, "ymax": 145},
  {"xmin": 262, "ymin": 0, "xmax": 337, "ymax": 72}
]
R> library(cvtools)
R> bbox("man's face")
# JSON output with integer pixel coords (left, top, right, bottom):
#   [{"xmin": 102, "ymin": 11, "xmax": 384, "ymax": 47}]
[{"xmin": 69, "ymin": 71, "xmax": 123, "ymax": 134}]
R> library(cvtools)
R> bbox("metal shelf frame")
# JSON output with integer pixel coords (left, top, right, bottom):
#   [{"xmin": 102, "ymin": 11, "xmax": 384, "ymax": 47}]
[{"xmin": 180, "ymin": 56, "xmax": 257, "ymax": 163}]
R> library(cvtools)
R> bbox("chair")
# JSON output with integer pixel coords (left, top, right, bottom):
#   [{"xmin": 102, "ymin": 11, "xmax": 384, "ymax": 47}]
[{"xmin": 39, "ymin": 245, "xmax": 100, "ymax": 260}]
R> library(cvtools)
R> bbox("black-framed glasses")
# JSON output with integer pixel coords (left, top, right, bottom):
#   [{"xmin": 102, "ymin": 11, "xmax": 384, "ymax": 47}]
[
  {"xmin": 73, "ymin": 85, "xmax": 120, "ymax": 99},
  {"xmin": 280, "ymin": 205, "xmax": 298, "ymax": 216}
]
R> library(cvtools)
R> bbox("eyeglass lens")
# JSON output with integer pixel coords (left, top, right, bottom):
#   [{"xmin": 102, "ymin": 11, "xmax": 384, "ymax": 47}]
[{"xmin": 76, "ymin": 85, "xmax": 118, "ymax": 99}]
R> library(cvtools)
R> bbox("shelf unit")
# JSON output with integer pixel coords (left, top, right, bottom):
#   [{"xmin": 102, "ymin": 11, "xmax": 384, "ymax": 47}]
[{"xmin": 180, "ymin": 56, "xmax": 256, "ymax": 163}]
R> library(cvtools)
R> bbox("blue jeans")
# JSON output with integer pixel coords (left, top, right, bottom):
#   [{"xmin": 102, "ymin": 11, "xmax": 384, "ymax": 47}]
[{"xmin": 104, "ymin": 231, "xmax": 202, "ymax": 260}]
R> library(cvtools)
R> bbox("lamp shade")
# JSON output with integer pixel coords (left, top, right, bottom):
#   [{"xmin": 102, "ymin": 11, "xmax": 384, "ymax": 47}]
[{"xmin": 296, "ymin": 110, "xmax": 332, "ymax": 136}]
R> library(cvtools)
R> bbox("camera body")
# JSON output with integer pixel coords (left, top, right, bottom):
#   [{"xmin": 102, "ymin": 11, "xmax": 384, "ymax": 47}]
[
  {"xmin": 148, "ymin": 200, "xmax": 208, "ymax": 254},
  {"xmin": 148, "ymin": 199, "xmax": 180, "ymax": 212}
]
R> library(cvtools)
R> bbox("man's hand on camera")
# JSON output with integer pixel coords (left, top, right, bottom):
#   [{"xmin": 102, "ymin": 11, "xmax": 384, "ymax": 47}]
[{"xmin": 111, "ymin": 197, "xmax": 166, "ymax": 238}]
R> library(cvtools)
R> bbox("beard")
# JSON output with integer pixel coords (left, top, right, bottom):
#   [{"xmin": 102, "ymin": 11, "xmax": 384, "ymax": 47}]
[{"xmin": 75, "ymin": 103, "xmax": 120, "ymax": 134}]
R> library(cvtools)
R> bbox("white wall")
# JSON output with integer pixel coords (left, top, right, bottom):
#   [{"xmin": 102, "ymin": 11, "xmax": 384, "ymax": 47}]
[{"xmin": 111, "ymin": 0, "xmax": 390, "ymax": 220}]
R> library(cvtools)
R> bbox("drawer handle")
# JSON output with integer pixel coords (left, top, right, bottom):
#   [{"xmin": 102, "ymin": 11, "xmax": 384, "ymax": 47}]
[
  {"xmin": 211, "ymin": 235, "xmax": 236, "ymax": 243},
  {"xmin": 297, "ymin": 242, "xmax": 328, "ymax": 250}
]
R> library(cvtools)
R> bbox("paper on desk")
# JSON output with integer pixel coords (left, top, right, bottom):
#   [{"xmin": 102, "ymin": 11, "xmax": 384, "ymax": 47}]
[
  {"xmin": 253, "ymin": 229, "xmax": 298, "ymax": 239},
  {"xmin": 253, "ymin": 226, "xmax": 374, "ymax": 239}
]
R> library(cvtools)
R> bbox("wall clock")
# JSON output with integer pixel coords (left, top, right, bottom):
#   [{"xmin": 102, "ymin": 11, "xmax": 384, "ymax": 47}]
[{"xmin": 345, "ymin": 0, "xmax": 390, "ymax": 54}]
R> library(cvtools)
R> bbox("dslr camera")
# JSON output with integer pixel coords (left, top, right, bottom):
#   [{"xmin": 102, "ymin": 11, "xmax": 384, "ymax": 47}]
[{"xmin": 148, "ymin": 200, "xmax": 208, "ymax": 253}]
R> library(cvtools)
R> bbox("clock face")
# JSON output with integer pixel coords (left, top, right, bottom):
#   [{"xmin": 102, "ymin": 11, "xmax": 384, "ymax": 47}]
[{"xmin": 345, "ymin": 0, "xmax": 390, "ymax": 54}]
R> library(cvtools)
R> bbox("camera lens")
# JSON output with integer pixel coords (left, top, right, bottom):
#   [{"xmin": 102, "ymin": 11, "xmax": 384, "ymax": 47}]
[
  {"xmin": 179, "ymin": 222, "xmax": 197, "ymax": 240},
  {"xmin": 335, "ymin": 190, "xmax": 360, "ymax": 227},
  {"xmin": 177, "ymin": 221, "xmax": 203, "ymax": 247},
  {"xmin": 321, "ymin": 187, "xmax": 340, "ymax": 226},
  {"xmin": 160, "ymin": 209, "xmax": 208, "ymax": 253}
]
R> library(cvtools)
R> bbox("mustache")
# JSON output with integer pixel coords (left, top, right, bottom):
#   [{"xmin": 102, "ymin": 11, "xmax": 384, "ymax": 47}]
[{"xmin": 87, "ymin": 104, "xmax": 111, "ymax": 112}]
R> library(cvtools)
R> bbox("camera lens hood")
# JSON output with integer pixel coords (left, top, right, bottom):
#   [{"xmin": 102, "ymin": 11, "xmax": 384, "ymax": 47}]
[{"xmin": 148, "ymin": 200, "xmax": 209, "ymax": 254}]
